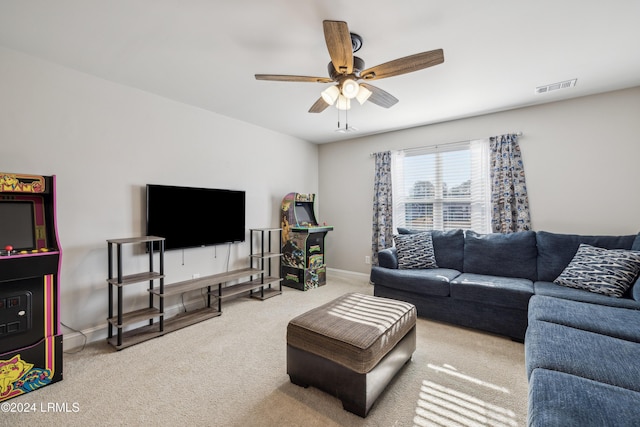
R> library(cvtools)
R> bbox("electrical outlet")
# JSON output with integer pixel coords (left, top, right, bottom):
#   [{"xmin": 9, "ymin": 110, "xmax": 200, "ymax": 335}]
[
  {"xmin": 365, "ymin": 256, "xmax": 371, "ymax": 264},
  {"xmin": 192, "ymin": 273, "xmax": 200, "ymax": 279}
]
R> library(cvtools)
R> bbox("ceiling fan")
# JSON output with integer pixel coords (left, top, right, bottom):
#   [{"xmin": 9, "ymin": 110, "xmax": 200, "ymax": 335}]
[{"xmin": 255, "ymin": 20, "xmax": 444, "ymax": 113}]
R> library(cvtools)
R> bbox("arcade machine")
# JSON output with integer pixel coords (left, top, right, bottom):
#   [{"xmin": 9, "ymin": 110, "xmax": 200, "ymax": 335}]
[
  {"xmin": 280, "ymin": 193, "xmax": 333, "ymax": 290},
  {"xmin": 0, "ymin": 173, "xmax": 63, "ymax": 402}
]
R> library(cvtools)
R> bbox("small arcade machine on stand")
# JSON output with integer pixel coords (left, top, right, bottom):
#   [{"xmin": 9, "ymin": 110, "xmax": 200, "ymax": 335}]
[
  {"xmin": 0, "ymin": 173, "xmax": 63, "ymax": 402},
  {"xmin": 280, "ymin": 193, "xmax": 333, "ymax": 291}
]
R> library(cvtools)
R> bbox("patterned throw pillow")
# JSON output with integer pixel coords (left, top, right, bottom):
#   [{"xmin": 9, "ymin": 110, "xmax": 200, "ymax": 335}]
[
  {"xmin": 394, "ymin": 232, "xmax": 438, "ymax": 269},
  {"xmin": 553, "ymin": 244, "xmax": 640, "ymax": 297}
]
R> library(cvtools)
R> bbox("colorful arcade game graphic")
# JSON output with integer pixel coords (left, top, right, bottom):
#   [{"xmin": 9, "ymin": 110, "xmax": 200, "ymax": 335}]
[
  {"xmin": 280, "ymin": 192, "xmax": 333, "ymax": 291},
  {"xmin": 0, "ymin": 173, "xmax": 63, "ymax": 402}
]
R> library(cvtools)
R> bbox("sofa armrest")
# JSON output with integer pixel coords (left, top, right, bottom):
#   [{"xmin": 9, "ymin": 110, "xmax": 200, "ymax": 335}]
[{"xmin": 378, "ymin": 248, "xmax": 398, "ymax": 269}]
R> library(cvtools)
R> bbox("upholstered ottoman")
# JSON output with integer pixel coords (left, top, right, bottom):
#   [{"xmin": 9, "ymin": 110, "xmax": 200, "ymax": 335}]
[{"xmin": 286, "ymin": 292, "xmax": 416, "ymax": 417}]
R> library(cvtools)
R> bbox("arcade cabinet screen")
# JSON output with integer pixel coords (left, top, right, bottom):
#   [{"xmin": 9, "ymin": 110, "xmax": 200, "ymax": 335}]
[
  {"xmin": 0, "ymin": 201, "xmax": 36, "ymax": 251},
  {"xmin": 146, "ymin": 184, "xmax": 246, "ymax": 251},
  {"xmin": 294, "ymin": 202, "xmax": 315, "ymax": 226}
]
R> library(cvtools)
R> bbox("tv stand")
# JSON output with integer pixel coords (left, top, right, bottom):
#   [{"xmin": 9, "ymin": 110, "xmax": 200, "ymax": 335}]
[{"xmin": 106, "ymin": 230, "xmax": 282, "ymax": 350}]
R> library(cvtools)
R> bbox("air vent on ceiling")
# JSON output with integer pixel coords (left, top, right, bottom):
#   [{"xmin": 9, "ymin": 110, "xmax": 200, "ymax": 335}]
[{"xmin": 535, "ymin": 78, "xmax": 577, "ymax": 94}]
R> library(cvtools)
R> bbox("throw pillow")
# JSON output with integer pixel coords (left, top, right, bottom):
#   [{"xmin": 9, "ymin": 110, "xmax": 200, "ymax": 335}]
[
  {"xmin": 394, "ymin": 232, "xmax": 438, "ymax": 269},
  {"xmin": 397, "ymin": 228, "xmax": 464, "ymax": 270},
  {"xmin": 553, "ymin": 244, "xmax": 640, "ymax": 297}
]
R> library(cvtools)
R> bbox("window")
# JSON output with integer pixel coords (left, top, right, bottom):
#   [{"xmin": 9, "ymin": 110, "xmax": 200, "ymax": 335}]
[{"xmin": 392, "ymin": 140, "xmax": 491, "ymax": 233}]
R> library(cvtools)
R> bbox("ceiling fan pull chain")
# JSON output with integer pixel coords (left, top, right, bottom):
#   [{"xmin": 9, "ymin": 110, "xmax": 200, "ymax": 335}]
[{"xmin": 345, "ymin": 105, "xmax": 349, "ymax": 131}]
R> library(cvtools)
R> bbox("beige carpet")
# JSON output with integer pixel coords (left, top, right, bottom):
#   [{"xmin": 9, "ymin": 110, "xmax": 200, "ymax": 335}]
[{"xmin": 4, "ymin": 271, "xmax": 528, "ymax": 426}]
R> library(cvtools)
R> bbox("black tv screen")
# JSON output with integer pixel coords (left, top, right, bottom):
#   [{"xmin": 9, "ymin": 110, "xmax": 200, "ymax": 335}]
[
  {"xmin": 146, "ymin": 184, "xmax": 245, "ymax": 250},
  {"xmin": 0, "ymin": 201, "xmax": 36, "ymax": 251}
]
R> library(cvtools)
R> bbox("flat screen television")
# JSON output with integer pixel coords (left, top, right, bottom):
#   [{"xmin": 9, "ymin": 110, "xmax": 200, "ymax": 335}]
[
  {"xmin": 0, "ymin": 201, "xmax": 36, "ymax": 251},
  {"xmin": 146, "ymin": 184, "xmax": 246, "ymax": 251}
]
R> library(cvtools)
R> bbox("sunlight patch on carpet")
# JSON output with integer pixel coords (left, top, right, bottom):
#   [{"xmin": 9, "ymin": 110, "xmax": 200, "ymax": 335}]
[
  {"xmin": 426, "ymin": 364, "xmax": 511, "ymax": 394},
  {"xmin": 413, "ymin": 364, "xmax": 518, "ymax": 427}
]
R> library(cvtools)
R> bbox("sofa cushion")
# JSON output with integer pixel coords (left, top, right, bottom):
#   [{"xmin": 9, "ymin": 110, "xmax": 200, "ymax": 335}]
[
  {"xmin": 553, "ymin": 244, "xmax": 640, "ymax": 297},
  {"xmin": 536, "ymin": 231, "xmax": 637, "ymax": 282},
  {"xmin": 463, "ymin": 231, "xmax": 537, "ymax": 280},
  {"xmin": 397, "ymin": 228, "xmax": 465, "ymax": 271},
  {"xmin": 377, "ymin": 247, "xmax": 398, "ymax": 269},
  {"xmin": 394, "ymin": 232, "xmax": 438, "ymax": 269},
  {"xmin": 528, "ymin": 368, "xmax": 640, "ymax": 427},
  {"xmin": 525, "ymin": 319, "xmax": 640, "ymax": 392},
  {"xmin": 533, "ymin": 281, "xmax": 640, "ymax": 309},
  {"xmin": 370, "ymin": 266, "xmax": 458, "ymax": 297},
  {"xmin": 528, "ymin": 295, "xmax": 640, "ymax": 343},
  {"xmin": 451, "ymin": 273, "xmax": 534, "ymax": 310}
]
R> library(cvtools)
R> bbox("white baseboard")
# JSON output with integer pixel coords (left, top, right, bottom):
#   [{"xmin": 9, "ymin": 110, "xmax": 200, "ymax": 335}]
[
  {"xmin": 62, "ymin": 323, "xmax": 106, "ymax": 351},
  {"xmin": 326, "ymin": 267, "xmax": 371, "ymax": 280}
]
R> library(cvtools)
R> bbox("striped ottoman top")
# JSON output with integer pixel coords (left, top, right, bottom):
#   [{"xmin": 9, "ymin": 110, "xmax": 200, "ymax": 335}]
[{"xmin": 287, "ymin": 293, "xmax": 416, "ymax": 374}]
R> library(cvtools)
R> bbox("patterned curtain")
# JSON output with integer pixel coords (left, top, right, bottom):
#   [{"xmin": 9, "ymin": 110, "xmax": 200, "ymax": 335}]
[
  {"xmin": 371, "ymin": 151, "xmax": 393, "ymax": 265},
  {"xmin": 489, "ymin": 134, "xmax": 531, "ymax": 233}
]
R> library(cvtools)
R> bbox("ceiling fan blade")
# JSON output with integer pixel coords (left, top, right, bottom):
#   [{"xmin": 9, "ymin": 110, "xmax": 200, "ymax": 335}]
[
  {"xmin": 360, "ymin": 83, "xmax": 399, "ymax": 108},
  {"xmin": 360, "ymin": 49, "xmax": 444, "ymax": 81},
  {"xmin": 255, "ymin": 74, "xmax": 333, "ymax": 83},
  {"xmin": 308, "ymin": 97, "xmax": 330, "ymax": 113},
  {"xmin": 323, "ymin": 20, "xmax": 353, "ymax": 75}
]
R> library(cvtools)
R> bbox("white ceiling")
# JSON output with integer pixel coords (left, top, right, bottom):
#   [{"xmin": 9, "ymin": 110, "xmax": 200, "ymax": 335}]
[{"xmin": 1, "ymin": 1, "xmax": 639, "ymax": 144}]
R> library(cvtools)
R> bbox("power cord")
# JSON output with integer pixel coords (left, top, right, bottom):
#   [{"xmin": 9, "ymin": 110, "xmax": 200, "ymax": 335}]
[{"xmin": 61, "ymin": 322, "xmax": 87, "ymax": 354}]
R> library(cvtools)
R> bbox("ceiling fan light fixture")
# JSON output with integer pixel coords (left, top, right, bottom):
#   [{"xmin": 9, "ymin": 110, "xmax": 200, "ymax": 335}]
[
  {"xmin": 341, "ymin": 78, "xmax": 359, "ymax": 99},
  {"xmin": 255, "ymin": 20, "xmax": 445, "ymax": 118},
  {"xmin": 336, "ymin": 95, "xmax": 351, "ymax": 110},
  {"xmin": 321, "ymin": 85, "xmax": 340, "ymax": 105},
  {"xmin": 356, "ymin": 85, "xmax": 372, "ymax": 105}
]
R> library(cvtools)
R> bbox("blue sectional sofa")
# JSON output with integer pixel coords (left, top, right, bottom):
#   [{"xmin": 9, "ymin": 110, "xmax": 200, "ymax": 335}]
[
  {"xmin": 370, "ymin": 229, "xmax": 640, "ymax": 426},
  {"xmin": 526, "ymin": 296, "xmax": 640, "ymax": 425}
]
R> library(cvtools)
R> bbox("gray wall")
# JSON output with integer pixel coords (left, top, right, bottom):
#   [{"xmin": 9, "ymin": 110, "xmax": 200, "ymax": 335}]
[
  {"xmin": 318, "ymin": 86, "xmax": 640, "ymax": 274},
  {"xmin": 0, "ymin": 47, "xmax": 319, "ymax": 345}
]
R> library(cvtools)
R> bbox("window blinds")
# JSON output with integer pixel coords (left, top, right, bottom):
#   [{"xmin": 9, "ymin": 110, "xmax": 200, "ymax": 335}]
[{"xmin": 392, "ymin": 139, "xmax": 491, "ymax": 233}]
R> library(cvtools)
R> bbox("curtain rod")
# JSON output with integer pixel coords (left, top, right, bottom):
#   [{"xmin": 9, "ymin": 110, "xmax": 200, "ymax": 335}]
[{"xmin": 369, "ymin": 131, "xmax": 523, "ymax": 157}]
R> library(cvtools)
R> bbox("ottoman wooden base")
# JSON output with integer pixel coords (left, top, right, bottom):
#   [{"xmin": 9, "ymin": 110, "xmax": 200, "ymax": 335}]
[
  {"xmin": 287, "ymin": 326, "xmax": 415, "ymax": 417},
  {"xmin": 286, "ymin": 293, "xmax": 417, "ymax": 417}
]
